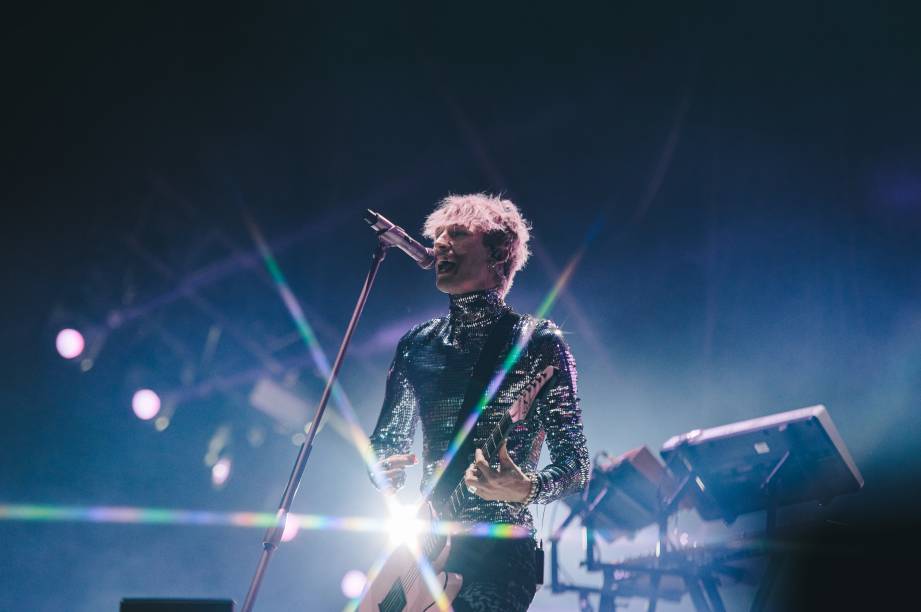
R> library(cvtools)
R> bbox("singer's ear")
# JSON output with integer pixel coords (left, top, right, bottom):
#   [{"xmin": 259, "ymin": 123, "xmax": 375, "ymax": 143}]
[{"xmin": 491, "ymin": 246, "xmax": 509, "ymax": 263}]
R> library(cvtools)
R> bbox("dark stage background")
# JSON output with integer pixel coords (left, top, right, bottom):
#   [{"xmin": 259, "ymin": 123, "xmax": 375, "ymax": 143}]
[{"xmin": 2, "ymin": 3, "xmax": 920, "ymax": 611}]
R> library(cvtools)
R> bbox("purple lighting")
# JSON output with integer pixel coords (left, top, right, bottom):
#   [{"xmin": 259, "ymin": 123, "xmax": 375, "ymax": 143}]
[
  {"xmin": 55, "ymin": 329, "xmax": 85, "ymax": 359},
  {"xmin": 132, "ymin": 389, "xmax": 161, "ymax": 420}
]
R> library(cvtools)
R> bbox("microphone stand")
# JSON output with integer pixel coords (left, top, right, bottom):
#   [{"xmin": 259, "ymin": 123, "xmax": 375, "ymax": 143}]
[{"xmin": 240, "ymin": 239, "xmax": 390, "ymax": 612}]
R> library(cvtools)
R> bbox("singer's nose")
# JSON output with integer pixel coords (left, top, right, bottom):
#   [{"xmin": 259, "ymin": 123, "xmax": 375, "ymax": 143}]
[{"xmin": 433, "ymin": 230, "xmax": 451, "ymax": 254}]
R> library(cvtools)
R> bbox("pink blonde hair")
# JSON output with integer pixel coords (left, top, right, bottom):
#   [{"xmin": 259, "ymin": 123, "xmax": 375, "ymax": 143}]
[{"xmin": 423, "ymin": 193, "xmax": 532, "ymax": 296}]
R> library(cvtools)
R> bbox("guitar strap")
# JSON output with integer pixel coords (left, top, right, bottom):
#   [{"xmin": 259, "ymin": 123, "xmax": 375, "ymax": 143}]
[{"xmin": 430, "ymin": 309, "xmax": 522, "ymax": 507}]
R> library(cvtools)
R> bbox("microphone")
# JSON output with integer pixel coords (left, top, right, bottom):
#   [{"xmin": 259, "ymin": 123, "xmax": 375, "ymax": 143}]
[{"xmin": 364, "ymin": 209, "xmax": 435, "ymax": 270}]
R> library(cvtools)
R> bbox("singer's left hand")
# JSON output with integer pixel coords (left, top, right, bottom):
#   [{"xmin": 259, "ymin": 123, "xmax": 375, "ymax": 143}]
[{"xmin": 463, "ymin": 442, "xmax": 532, "ymax": 503}]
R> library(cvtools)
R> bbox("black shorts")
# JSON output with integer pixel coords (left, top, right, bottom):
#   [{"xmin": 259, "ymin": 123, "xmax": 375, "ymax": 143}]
[{"xmin": 444, "ymin": 536, "xmax": 537, "ymax": 612}]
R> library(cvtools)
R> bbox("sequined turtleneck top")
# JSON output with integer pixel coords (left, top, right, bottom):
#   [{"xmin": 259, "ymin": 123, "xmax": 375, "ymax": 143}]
[{"xmin": 369, "ymin": 288, "xmax": 589, "ymax": 532}]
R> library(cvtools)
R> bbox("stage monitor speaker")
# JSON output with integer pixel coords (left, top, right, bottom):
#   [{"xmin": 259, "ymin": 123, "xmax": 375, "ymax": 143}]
[{"xmin": 120, "ymin": 599, "xmax": 234, "ymax": 612}]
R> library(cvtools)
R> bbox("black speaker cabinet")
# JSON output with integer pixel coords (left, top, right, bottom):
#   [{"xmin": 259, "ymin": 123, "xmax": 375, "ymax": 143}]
[{"xmin": 120, "ymin": 599, "xmax": 234, "ymax": 612}]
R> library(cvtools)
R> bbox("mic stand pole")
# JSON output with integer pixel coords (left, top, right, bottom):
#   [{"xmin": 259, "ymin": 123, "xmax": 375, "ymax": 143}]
[{"xmin": 240, "ymin": 241, "xmax": 388, "ymax": 612}]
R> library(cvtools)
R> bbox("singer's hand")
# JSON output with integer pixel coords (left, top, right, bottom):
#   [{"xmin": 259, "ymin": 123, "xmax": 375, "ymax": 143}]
[
  {"xmin": 373, "ymin": 453, "xmax": 418, "ymax": 492},
  {"xmin": 463, "ymin": 443, "xmax": 532, "ymax": 503}
]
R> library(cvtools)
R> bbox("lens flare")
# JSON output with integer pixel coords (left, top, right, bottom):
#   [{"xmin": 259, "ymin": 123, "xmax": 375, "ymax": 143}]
[
  {"xmin": 132, "ymin": 389, "xmax": 161, "ymax": 420},
  {"xmin": 55, "ymin": 328, "xmax": 85, "ymax": 359},
  {"xmin": 0, "ymin": 503, "xmax": 531, "ymax": 541},
  {"xmin": 340, "ymin": 570, "xmax": 367, "ymax": 599},
  {"xmin": 240, "ymin": 211, "xmax": 585, "ymax": 612}
]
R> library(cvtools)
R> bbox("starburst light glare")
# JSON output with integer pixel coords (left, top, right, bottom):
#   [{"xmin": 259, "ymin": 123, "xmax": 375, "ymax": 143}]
[
  {"xmin": 386, "ymin": 502, "xmax": 425, "ymax": 547},
  {"xmin": 132, "ymin": 389, "xmax": 161, "ymax": 420},
  {"xmin": 242, "ymin": 210, "xmax": 588, "ymax": 612},
  {"xmin": 55, "ymin": 328, "xmax": 85, "ymax": 359}
]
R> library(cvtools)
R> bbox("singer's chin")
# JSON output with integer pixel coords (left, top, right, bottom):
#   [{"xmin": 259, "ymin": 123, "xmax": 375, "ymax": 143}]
[
  {"xmin": 434, "ymin": 271, "xmax": 464, "ymax": 295},
  {"xmin": 434, "ymin": 277, "xmax": 453, "ymax": 294}
]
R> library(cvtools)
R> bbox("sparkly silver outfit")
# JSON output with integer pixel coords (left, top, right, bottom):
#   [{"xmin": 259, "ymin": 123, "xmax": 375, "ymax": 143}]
[{"xmin": 369, "ymin": 288, "xmax": 589, "ymax": 532}]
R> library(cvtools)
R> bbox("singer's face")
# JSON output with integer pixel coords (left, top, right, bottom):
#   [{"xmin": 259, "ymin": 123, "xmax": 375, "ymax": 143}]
[{"xmin": 432, "ymin": 224, "xmax": 497, "ymax": 295}]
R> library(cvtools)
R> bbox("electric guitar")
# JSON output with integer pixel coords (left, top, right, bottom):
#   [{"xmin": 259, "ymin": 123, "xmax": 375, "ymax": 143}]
[{"xmin": 359, "ymin": 365, "xmax": 556, "ymax": 612}]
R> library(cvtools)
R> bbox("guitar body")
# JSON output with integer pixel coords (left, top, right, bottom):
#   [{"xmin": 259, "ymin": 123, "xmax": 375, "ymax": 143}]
[{"xmin": 359, "ymin": 502, "xmax": 463, "ymax": 612}]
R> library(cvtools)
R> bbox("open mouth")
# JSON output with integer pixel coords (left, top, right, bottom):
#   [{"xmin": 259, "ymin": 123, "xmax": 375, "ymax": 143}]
[{"xmin": 437, "ymin": 260, "xmax": 457, "ymax": 274}]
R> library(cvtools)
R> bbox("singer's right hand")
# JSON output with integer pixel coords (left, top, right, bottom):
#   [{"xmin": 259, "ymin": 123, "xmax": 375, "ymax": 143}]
[{"xmin": 373, "ymin": 453, "xmax": 418, "ymax": 492}]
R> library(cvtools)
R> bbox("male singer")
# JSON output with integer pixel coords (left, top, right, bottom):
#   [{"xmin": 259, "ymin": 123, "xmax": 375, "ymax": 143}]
[{"xmin": 369, "ymin": 193, "xmax": 589, "ymax": 611}]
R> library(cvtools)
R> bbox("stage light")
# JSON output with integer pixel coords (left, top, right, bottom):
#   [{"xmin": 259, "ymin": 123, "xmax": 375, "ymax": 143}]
[
  {"xmin": 212, "ymin": 457, "xmax": 232, "ymax": 488},
  {"xmin": 386, "ymin": 503, "xmax": 423, "ymax": 547},
  {"xmin": 281, "ymin": 514, "xmax": 300, "ymax": 542},
  {"xmin": 132, "ymin": 389, "xmax": 161, "ymax": 420},
  {"xmin": 55, "ymin": 328, "xmax": 85, "ymax": 359},
  {"xmin": 341, "ymin": 570, "xmax": 367, "ymax": 599}
]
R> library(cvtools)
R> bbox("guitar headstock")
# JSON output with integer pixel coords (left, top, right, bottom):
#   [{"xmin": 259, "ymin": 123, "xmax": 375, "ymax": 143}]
[{"xmin": 508, "ymin": 365, "xmax": 557, "ymax": 423}]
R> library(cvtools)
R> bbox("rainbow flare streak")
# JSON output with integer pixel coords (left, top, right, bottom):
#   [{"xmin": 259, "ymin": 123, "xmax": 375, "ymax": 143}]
[
  {"xmin": 240, "ymin": 214, "xmax": 585, "ymax": 610},
  {"xmin": 243, "ymin": 214, "xmax": 385, "ymax": 481},
  {"xmin": 0, "ymin": 503, "xmax": 532, "ymax": 541}
]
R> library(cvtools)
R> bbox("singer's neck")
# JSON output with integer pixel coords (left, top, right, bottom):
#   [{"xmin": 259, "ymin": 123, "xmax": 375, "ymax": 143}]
[{"xmin": 448, "ymin": 288, "xmax": 508, "ymax": 328}]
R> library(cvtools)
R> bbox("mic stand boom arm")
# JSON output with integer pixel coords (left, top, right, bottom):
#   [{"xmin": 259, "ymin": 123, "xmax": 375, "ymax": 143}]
[{"xmin": 240, "ymin": 240, "xmax": 390, "ymax": 612}]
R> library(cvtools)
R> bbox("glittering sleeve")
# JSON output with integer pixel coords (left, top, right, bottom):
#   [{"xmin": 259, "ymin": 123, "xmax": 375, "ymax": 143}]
[
  {"xmin": 368, "ymin": 333, "xmax": 419, "ymax": 491},
  {"xmin": 527, "ymin": 320, "xmax": 589, "ymax": 504}
]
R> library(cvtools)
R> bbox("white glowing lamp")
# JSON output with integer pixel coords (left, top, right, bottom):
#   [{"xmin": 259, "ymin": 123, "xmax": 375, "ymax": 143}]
[
  {"xmin": 55, "ymin": 328, "xmax": 85, "ymax": 359},
  {"xmin": 211, "ymin": 456, "xmax": 232, "ymax": 487},
  {"xmin": 132, "ymin": 389, "xmax": 161, "ymax": 420}
]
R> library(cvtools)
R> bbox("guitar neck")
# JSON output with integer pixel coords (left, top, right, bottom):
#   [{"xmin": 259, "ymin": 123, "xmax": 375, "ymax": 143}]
[
  {"xmin": 442, "ymin": 413, "xmax": 514, "ymax": 519},
  {"xmin": 436, "ymin": 364, "xmax": 555, "ymax": 520}
]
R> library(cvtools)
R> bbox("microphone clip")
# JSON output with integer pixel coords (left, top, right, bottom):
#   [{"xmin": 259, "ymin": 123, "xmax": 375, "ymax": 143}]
[{"xmin": 364, "ymin": 209, "xmax": 435, "ymax": 270}]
